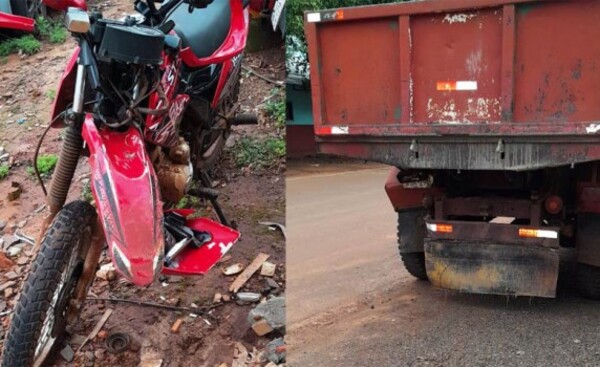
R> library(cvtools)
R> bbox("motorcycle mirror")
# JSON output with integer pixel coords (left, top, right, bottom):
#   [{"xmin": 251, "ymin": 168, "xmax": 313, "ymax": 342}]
[{"xmin": 65, "ymin": 7, "xmax": 90, "ymax": 33}]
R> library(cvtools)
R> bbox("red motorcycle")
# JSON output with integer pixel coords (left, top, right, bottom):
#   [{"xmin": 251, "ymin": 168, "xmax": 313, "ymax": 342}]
[
  {"xmin": 2, "ymin": 0, "xmax": 251, "ymax": 365},
  {"xmin": 0, "ymin": 0, "xmax": 41, "ymax": 33}
]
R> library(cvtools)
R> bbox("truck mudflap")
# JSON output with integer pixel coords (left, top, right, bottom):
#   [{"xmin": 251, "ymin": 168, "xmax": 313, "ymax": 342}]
[
  {"xmin": 425, "ymin": 240, "xmax": 559, "ymax": 298},
  {"xmin": 424, "ymin": 220, "xmax": 561, "ymax": 298}
]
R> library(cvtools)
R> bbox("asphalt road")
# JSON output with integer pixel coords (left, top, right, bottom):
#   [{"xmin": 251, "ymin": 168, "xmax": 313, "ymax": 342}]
[{"xmin": 287, "ymin": 164, "xmax": 600, "ymax": 367}]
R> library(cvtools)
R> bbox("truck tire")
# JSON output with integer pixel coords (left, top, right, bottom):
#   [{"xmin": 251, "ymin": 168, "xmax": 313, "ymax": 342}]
[
  {"xmin": 400, "ymin": 252, "xmax": 428, "ymax": 281},
  {"xmin": 397, "ymin": 210, "xmax": 429, "ymax": 280},
  {"xmin": 577, "ymin": 263, "xmax": 600, "ymax": 300},
  {"xmin": 1, "ymin": 201, "xmax": 96, "ymax": 367}
]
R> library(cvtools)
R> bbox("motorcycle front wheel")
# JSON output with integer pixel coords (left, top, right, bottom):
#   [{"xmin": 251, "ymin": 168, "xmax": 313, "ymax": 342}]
[{"xmin": 1, "ymin": 201, "xmax": 96, "ymax": 367}]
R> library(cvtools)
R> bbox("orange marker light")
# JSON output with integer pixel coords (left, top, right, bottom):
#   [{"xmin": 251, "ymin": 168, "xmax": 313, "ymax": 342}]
[
  {"xmin": 518, "ymin": 228, "xmax": 537, "ymax": 238},
  {"xmin": 426, "ymin": 223, "xmax": 453, "ymax": 233},
  {"xmin": 436, "ymin": 81, "xmax": 478, "ymax": 91},
  {"xmin": 518, "ymin": 228, "xmax": 558, "ymax": 239},
  {"xmin": 437, "ymin": 224, "xmax": 453, "ymax": 233}
]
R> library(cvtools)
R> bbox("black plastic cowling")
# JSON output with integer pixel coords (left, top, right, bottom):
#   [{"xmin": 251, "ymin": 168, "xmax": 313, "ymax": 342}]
[{"xmin": 98, "ymin": 24, "xmax": 165, "ymax": 65}]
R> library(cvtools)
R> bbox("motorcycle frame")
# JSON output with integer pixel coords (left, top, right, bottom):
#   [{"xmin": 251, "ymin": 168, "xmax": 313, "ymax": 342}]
[{"xmin": 45, "ymin": 0, "xmax": 247, "ymax": 288}]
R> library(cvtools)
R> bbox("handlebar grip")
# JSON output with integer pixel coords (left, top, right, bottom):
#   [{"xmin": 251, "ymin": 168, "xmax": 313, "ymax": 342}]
[{"xmin": 187, "ymin": 0, "xmax": 213, "ymax": 8}]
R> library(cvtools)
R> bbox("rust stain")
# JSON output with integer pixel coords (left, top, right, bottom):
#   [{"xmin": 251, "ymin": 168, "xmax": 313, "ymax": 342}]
[{"xmin": 428, "ymin": 259, "xmax": 502, "ymax": 291}]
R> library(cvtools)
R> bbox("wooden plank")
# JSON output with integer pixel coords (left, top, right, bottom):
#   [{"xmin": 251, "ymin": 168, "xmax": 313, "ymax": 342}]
[
  {"xmin": 77, "ymin": 308, "xmax": 113, "ymax": 352},
  {"xmin": 229, "ymin": 253, "xmax": 270, "ymax": 293}
]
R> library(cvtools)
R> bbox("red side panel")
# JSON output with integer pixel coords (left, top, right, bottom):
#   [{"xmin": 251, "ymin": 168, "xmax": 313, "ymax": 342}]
[
  {"xmin": 161, "ymin": 210, "xmax": 240, "ymax": 276},
  {"xmin": 82, "ymin": 117, "xmax": 164, "ymax": 286},
  {"xmin": 145, "ymin": 52, "xmax": 190, "ymax": 147},
  {"xmin": 43, "ymin": 0, "xmax": 87, "ymax": 11},
  {"xmin": 211, "ymin": 59, "xmax": 233, "ymax": 108},
  {"xmin": 0, "ymin": 11, "xmax": 35, "ymax": 32},
  {"xmin": 180, "ymin": 0, "xmax": 249, "ymax": 68},
  {"xmin": 50, "ymin": 48, "xmax": 79, "ymax": 126}
]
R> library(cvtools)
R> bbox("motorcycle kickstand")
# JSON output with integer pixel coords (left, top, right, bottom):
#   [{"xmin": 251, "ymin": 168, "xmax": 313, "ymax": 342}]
[{"xmin": 187, "ymin": 172, "xmax": 232, "ymax": 228}]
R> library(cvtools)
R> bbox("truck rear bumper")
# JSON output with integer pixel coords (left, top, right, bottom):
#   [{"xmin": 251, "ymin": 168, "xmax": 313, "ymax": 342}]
[
  {"xmin": 318, "ymin": 134, "xmax": 600, "ymax": 171},
  {"xmin": 425, "ymin": 239, "xmax": 559, "ymax": 298}
]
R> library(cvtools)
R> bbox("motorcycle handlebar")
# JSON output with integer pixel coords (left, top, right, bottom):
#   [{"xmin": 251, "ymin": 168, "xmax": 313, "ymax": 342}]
[{"xmin": 184, "ymin": 0, "xmax": 214, "ymax": 8}]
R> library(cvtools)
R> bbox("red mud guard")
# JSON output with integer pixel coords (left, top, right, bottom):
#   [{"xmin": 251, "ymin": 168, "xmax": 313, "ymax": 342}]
[
  {"xmin": 83, "ymin": 117, "xmax": 165, "ymax": 286},
  {"xmin": 162, "ymin": 210, "xmax": 240, "ymax": 276}
]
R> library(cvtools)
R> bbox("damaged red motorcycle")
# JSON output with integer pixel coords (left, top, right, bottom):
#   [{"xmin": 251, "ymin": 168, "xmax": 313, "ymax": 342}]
[{"xmin": 1, "ymin": 0, "xmax": 253, "ymax": 365}]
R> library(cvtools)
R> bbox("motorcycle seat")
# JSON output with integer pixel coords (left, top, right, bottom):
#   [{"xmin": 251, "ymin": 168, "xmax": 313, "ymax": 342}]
[{"xmin": 166, "ymin": 0, "xmax": 231, "ymax": 59}]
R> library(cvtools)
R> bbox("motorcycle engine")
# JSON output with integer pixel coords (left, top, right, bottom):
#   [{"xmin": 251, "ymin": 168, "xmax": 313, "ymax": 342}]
[{"xmin": 151, "ymin": 139, "xmax": 193, "ymax": 203}]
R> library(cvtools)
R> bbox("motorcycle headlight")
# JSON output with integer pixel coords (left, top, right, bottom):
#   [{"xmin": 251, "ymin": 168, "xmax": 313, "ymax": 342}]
[{"xmin": 65, "ymin": 7, "xmax": 90, "ymax": 34}]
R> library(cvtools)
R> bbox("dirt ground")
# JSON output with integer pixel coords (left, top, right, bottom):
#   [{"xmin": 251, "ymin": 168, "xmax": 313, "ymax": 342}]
[
  {"xmin": 286, "ymin": 156, "xmax": 385, "ymax": 178},
  {"xmin": 286, "ymin": 161, "xmax": 600, "ymax": 367},
  {"xmin": 0, "ymin": 2, "xmax": 285, "ymax": 366}
]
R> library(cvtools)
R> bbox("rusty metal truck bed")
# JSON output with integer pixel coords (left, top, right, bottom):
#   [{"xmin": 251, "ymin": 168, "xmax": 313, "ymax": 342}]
[{"xmin": 305, "ymin": 0, "xmax": 600, "ymax": 171}]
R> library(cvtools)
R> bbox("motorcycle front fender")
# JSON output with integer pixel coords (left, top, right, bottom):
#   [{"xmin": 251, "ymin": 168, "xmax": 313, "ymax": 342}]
[
  {"xmin": 0, "ymin": 11, "xmax": 35, "ymax": 32},
  {"xmin": 50, "ymin": 47, "xmax": 79, "ymax": 126},
  {"xmin": 82, "ymin": 116, "xmax": 164, "ymax": 286}
]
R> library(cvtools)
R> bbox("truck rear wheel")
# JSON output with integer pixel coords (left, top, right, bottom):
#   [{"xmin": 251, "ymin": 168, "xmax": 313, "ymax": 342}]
[
  {"xmin": 575, "ymin": 213, "xmax": 600, "ymax": 300},
  {"xmin": 577, "ymin": 263, "xmax": 600, "ymax": 300},
  {"xmin": 400, "ymin": 252, "xmax": 428, "ymax": 281},
  {"xmin": 397, "ymin": 210, "xmax": 429, "ymax": 280}
]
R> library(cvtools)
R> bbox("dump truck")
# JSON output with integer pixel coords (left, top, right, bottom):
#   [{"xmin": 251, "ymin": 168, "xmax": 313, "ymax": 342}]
[{"xmin": 304, "ymin": 0, "xmax": 600, "ymax": 298}]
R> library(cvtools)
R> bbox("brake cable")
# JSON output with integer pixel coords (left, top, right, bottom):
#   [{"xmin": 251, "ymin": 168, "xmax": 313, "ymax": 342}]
[{"xmin": 33, "ymin": 112, "xmax": 66, "ymax": 196}]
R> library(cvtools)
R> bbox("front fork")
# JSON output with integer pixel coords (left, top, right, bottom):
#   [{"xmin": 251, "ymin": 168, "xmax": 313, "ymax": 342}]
[
  {"xmin": 36, "ymin": 52, "xmax": 101, "ymax": 319},
  {"xmin": 36, "ymin": 65, "xmax": 87, "ymax": 249}
]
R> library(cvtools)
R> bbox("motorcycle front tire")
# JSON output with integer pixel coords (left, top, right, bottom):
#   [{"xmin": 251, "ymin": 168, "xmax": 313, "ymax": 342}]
[{"xmin": 1, "ymin": 201, "xmax": 96, "ymax": 367}]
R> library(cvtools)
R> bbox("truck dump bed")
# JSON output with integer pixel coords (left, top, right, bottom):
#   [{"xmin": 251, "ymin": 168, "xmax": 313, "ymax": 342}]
[{"xmin": 304, "ymin": 0, "xmax": 600, "ymax": 171}]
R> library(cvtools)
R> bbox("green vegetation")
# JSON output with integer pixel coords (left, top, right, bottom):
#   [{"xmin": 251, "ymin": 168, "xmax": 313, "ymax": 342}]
[
  {"xmin": 36, "ymin": 17, "xmax": 68, "ymax": 44},
  {"xmin": 0, "ymin": 165, "xmax": 9, "ymax": 180},
  {"xmin": 0, "ymin": 35, "xmax": 41, "ymax": 57},
  {"xmin": 233, "ymin": 137, "xmax": 285, "ymax": 169},
  {"xmin": 81, "ymin": 181, "xmax": 93, "ymax": 202},
  {"xmin": 175, "ymin": 195, "xmax": 201, "ymax": 209},
  {"xmin": 287, "ymin": 0, "xmax": 410, "ymax": 74},
  {"xmin": 46, "ymin": 89, "xmax": 56, "ymax": 100},
  {"xmin": 288, "ymin": 0, "xmax": 406, "ymax": 42},
  {"xmin": 265, "ymin": 99, "xmax": 286, "ymax": 129},
  {"xmin": 0, "ymin": 17, "xmax": 68, "ymax": 58},
  {"xmin": 27, "ymin": 154, "xmax": 59, "ymax": 177}
]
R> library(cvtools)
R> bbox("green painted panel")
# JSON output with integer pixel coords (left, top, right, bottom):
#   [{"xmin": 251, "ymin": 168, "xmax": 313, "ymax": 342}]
[{"xmin": 286, "ymin": 84, "xmax": 314, "ymax": 126}]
